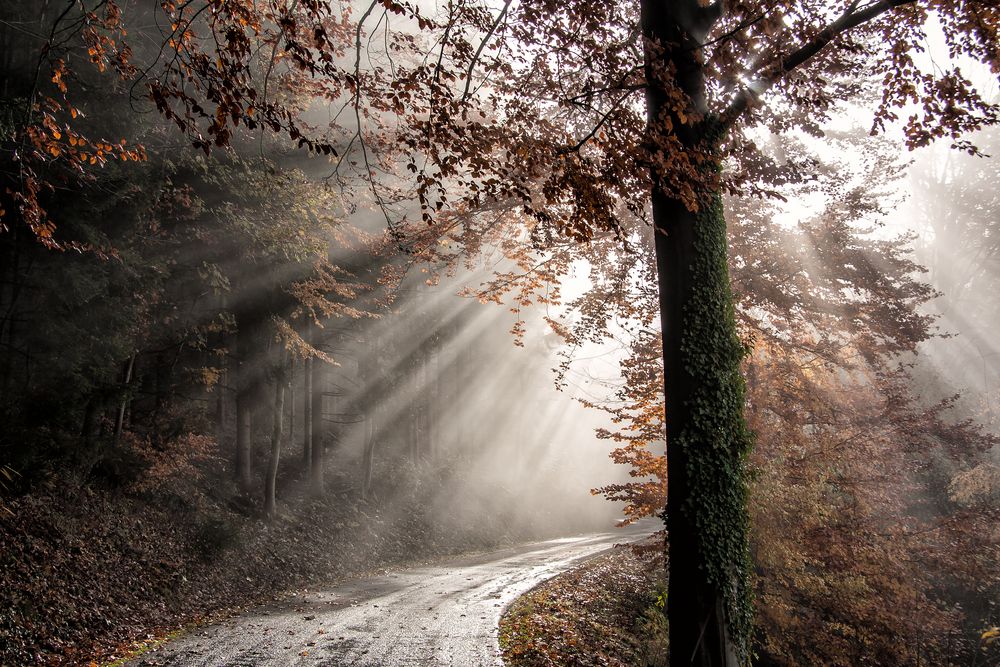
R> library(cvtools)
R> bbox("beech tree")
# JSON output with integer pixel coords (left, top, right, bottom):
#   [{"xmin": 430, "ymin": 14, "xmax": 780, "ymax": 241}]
[
  {"xmin": 4, "ymin": 1, "xmax": 1000, "ymax": 664},
  {"xmin": 580, "ymin": 130, "xmax": 1000, "ymax": 662}
]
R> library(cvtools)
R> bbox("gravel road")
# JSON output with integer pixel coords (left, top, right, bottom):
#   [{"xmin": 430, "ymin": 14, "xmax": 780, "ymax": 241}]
[{"xmin": 128, "ymin": 523, "xmax": 653, "ymax": 667}]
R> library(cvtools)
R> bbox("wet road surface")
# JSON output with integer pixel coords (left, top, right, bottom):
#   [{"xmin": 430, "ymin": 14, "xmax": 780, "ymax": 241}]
[{"xmin": 129, "ymin": 524, "xmax": 653, "ymax": 666}]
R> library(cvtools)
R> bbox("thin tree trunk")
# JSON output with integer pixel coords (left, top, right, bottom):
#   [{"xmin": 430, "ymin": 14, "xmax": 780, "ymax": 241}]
[
  {"xmin": 358, "ymin": 335, "xmax": 379, "ymax": 501},
  {"xmin": 235, "ymin": 396, "xmax": 253, "ymax": 492},
  {"xmin": 112, "ymin": 352, "xmax": 136, "ymax": 446},
  {"xmin": 215, "ymin": 364, "xmax": 227, "ymax": 449},
  {"xmin": 361, "ymin": 407, "xmax": 376, "ymax": 501},
  {"xmin": 215, "ymin": 292, "xmax": 230, "ymax": 455},
  {"xmin": 303, "ymin": 355, "xmax": 313, "ymax": 474},
  {"xmin": 264, "ymin": 356, "xmax": 286, "ymax": 520},
  {"xmin": 0, "ymin": 229, "xmax": 17, "ymax": 400},
  {"xmin": 309, "ymin": 350, "xmax": 324, "ymax": 495},
  {"xmin": 426, "ymin": 346, "xmax": 436, "ymax": 462},
  {"xmin": 409, "ymin": 350, "xmax": 420, "ymax": 463},
  {"xmin": 288, "ymin": 357, "xmax": 296, "ymax": 459},
  {"xmin": 235, "ymin": 320, "xmax": 254, "ymax": 493},
  {"xmin": 153, "ymin": 351, "xmax": 168, "ymax": 424}
]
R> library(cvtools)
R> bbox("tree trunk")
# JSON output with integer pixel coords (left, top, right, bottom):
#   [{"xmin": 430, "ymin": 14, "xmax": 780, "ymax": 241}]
[
  {"xmin": 0, "ymin": 228, "xmax": 18, "ymax": 401},
  {"xmin": 361, "ymin": 406, "xmax": 377, "ymax": 501},
  {"xmin": 152, "ymin": 351, "xmax": 171, "ymax": 426},
  {"xmin": 235, "ymin": 320, "xmax": 255, "ymax": 494},
  {"xmin": 643, "ymin": 2, "xmax": 751, "ymax": 665},
  {"xmin": 358, "ymin": 335, "xmax": 379, "ymax": 501},
  {"xmin": 288, "ymin": 357, "xmax": 296, "ymax": 460},
  {"xmin": 215, "ymin": 364, "xmax": 227, "ymax": 450},
  {"xmin": 235, "ymin": 395, "xmax": 253, "ymax": 492},
  {"xmin": 112, "ymin": 352, "xmax": 136, "ymax": 447},
  {"xmin": 309, "ymin": 351, "xmax": 325, "ymax": 495},
  {"xmin": 303, "ymin": 354, "xmax": 313, "ymax": 474},
  {"xmin": 264, "ymin": 357, "xmax": 286, "ymax": 520},
  {"xmin": 215, "ymin": 293, "xmax": 229, "ymax": 453}
]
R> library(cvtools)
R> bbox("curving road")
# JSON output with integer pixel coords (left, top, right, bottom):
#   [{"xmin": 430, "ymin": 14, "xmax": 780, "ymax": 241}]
[{"xmin": 128, "ymin": 523, "xmax": 653, "ymax": 667}]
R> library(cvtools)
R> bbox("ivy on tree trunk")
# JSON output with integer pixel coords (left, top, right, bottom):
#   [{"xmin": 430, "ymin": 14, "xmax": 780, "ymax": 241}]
[{"xmin": 645, "ymin": 2, "xmax": 754, "ymax": 664}]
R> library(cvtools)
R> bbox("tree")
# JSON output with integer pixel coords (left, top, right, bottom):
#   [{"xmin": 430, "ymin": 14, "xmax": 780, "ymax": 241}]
[
  {"xmin": 361, "ymin": 3, "xmax": 996, "ymax": 661},
  {"xmin": 4, "ymin": 1, "xmax": 999, "ymax": 663},
  {"xmin": 577, "ymin": 128, "xmax": 999, "ymax": 663}
]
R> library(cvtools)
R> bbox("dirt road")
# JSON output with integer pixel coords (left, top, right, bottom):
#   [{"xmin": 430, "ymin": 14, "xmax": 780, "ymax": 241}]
[{"xmin": 128, "ymin": 524, "xmax": 652, "ymax": 666}]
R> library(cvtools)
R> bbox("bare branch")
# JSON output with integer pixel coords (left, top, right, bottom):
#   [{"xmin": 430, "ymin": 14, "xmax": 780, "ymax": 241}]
[{"xmin": 461, "ymin": 0, "xmax": 512, "ymax": 102}]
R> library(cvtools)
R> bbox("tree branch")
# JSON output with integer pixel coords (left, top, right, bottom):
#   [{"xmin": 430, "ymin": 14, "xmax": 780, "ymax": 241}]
[
  {"xmin": 461, "ymin": 0, "xmax": 512, "ymax": 102},
  {"xmin": 718, "ymin": 0, "xmax": 917, "ymax": 131},
  {"xmin": 558, "ymin": 90, "xmax": 637, "ymax": 154}
]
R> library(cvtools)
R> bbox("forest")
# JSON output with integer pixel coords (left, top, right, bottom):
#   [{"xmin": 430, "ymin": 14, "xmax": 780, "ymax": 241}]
[{"xmin": 1, "ymin": 1, "xmax": 999, "ymax": 666}]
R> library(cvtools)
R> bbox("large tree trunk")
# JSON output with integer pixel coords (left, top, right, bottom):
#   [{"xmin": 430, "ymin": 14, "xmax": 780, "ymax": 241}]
[
  {"xmin": 264, "ymin": 356, "xmax": 286, "ymax": 520},
  {"xmin": 643, "ymin": 2, "xmax": 751, "ymax": 665}
]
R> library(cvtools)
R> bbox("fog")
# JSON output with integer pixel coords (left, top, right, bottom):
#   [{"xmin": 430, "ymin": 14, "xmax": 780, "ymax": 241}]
[
  {"xmin": 293, "ymin": 258, "xmax": 627, "ymax": 536},
  {"xmin": 901, "ymin": 129, "xmax": 1000, "ymax": 434}
]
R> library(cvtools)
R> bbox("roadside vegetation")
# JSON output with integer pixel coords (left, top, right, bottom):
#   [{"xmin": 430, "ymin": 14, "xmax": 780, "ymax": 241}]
[{"xmin": 500, "ymin": 539, "xmax": 667, "ymax": 667}]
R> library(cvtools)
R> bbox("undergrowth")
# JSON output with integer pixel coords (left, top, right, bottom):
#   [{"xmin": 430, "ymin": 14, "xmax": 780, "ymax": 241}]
[{"xmin": 500, "ymin": 538, "xmax": 667, "ymax": 667}]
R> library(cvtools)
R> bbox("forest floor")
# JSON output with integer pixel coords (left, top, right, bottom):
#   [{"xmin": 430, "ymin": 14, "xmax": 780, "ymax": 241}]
[
  {"xmin": 0, "ymin": 451, "xmax": 579, "ymax": 666},
  {"xmin": 499, "ymin": 535, "xmax": 667, "ymax": 667}
]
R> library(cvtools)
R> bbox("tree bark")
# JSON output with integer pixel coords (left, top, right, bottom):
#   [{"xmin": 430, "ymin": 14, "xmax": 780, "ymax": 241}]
[
  {"xmin": 303, "ymin": 330, "xmax": 313, "ymax": 475},
  {"xmin": 643, "ymin": 1, "xmax": 747, "ymax": 665},
  {"xmin": 288, "ymin": 357, "xmax": 295, "ymax": 458},
  {"xmin": 264, "ymin": 355, "xmax": 286, "ymax": 520},
  {"xmin": 235, "ymin": 319, "xmax": 255, "ymax": 494},
  {"xmin": 112, "ymin": 352, "xmax": 136, "ymax": 447},
  {"xmin": 309, "ymin": 348, "xmax": 325, "ymax": 495},
  {"xmin": 653, "ymin": 170, "xmax": 736, "ymax": 667},
  {"xmin": 361, "ymin": 408, "xmax": 376, "ymax": 501},
  {"xmin": 215, "ymin": 364, "xmax": 227, "ymax": 452}
]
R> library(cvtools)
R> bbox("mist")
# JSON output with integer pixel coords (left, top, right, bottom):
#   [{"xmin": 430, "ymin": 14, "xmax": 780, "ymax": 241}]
[{"xmin": 901, "ymin": 129, "xmax": 1000, "ymax": 430}]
